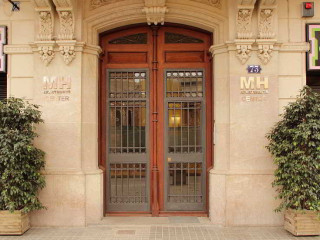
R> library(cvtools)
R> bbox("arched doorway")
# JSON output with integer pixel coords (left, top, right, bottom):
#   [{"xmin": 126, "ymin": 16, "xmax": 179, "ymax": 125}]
[{"xmin": 99, "ymin": 24, "xmax": 213, "ymax": 215}]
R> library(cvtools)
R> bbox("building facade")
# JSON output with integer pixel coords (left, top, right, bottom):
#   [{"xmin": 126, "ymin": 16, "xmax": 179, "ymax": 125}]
[{"xmin": 0, "ymin": 0, "xmax": 317, "ymax": 227}]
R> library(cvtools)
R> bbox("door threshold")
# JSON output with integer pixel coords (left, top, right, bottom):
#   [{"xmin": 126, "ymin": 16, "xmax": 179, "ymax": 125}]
[{"xmin": 105, "ymin": 212, "xmax": 208, "ymax": 217}]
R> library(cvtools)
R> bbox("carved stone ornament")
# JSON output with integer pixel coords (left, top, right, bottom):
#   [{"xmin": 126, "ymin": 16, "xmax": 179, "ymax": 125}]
[
  {"xmin": 143, "ymin": 0, "xmax": 168, "ymax": 25},
  {"xmin": 33, "ymin": 0, "xmax": 54, "ymax": 41},
  {"xmin": 236, "ymin": 44, "xmax": 252, "ymax": 64},
  {"xmin": 36, "ymin": 42, "xmax": 55, "ymax": 66},
  {"xmin": 236, "ymin": 0, "xmax": 256, "ymax": 39},
  {"xmin": 258, "ymin": 44, "xmax": 273, "ymax": 64},
  {"xmin": 52, "ymin": 0, "xmax": 75, "ymax": 40},
  {"xmin": 258, "ymin": 0, "xmax": 277, "ymax": 39},
  {"xmin": 56, "ymin": 40, "xmax": 76, "ymax": 65}
]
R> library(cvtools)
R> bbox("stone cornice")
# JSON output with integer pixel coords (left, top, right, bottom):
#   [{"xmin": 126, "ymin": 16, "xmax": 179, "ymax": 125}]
[{"xmin": 4, "ymin": 45, "xmax": 33, "ymax": 54}]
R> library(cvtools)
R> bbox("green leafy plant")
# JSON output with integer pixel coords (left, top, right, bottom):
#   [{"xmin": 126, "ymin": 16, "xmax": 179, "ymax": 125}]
[
  {"xmin": 0, "ymin": 98, "xmax": 45, "ymax": 213},
  {"xmin": 266, "ymin": 86, "xmax": 320, "ymax": 213}
]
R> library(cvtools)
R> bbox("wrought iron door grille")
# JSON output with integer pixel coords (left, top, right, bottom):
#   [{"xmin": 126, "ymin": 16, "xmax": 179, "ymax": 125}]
[
  {"xmin": 109, "ymin": 163, "xmax": 147, "ymax": 204},
  {"xmin": 168, "ymin": 162, "xmax": 203, "ymax": 203},
  {"xmin": 109, "ymin": 71, "xmax": 147, "ymax": 99},
  {"xmin": 168, "ymin": 102, "xmax": 202, "ymax": 153},
  {"xmin": 166, "ymin": 70, "xmax": 203, "ymax": 98},
  {"xmin": 109, "ymin": 100, "xmax": 146, "ymax": 153},
  {"xmin": 107, "ymin": 69, "xmax": 149, "ymax": 211}
]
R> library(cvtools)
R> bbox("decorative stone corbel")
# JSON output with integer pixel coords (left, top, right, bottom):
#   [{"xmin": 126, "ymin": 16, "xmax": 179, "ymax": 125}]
[
  {"xmin": 52, "ymin": 0, "xmax": 76, "ymax": 65},
  {"xmin": 52, "ymin": 0, "xmax": 75, "ymax": 40},
  {"xmin": 33, "ymin": 0, "xmax": 54, "ymax": 41},
  {"xmin": 235, "ymin": 39, "xmax": 255, "ymax": 64},
  {"xmin": 34, "ymin": 41, "xmax": 56, "ymax": 66},
  {"xmin": 142, "ymin": 0, "xmax": 168, "ymax": 25},
  {"xmin": 258, "ymin": 0, "xmax": 277, "ymax": 39},
  {"xmin": 236, "ymin": 0, "xmax": 257, "ymax": 39},
  {"xmin": 56, "ymin": 40, "xmax": 76, "ymax": 65},
  {"xmin": 256, "ymin": 39, "xmax": 277, "ymax": 65}
]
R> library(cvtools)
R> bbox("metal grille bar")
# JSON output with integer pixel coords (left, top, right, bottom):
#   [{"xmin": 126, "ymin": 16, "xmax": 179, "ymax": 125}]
[
  {"xmin": 168, "ymin": 102, "xmax": 202, "ymax": 153},
  {"xmin": 168, "ymin": 163, "xmax": 203, "ymax": 203},
  {"xmin": 109, "ymin": 101, "xmax": 146, "ymax": 153},
  {"xmin": 166, "ymin": 70, "xmax": 203, "ymax": 98},
  {"xmin": 110, "ymin": 163, "xmax": 147, "ymax": 204}
]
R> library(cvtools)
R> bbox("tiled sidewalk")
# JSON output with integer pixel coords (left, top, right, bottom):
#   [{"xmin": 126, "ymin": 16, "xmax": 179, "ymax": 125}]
[{"xmin": 1, "ymin": 217, "xmax": 320, "ymax": 240}]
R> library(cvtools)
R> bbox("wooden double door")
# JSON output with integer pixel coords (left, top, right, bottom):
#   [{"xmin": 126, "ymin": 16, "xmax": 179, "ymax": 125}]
[{"xmin": 99, "ymin": 25, "xmax": 212, "ymax": 215}]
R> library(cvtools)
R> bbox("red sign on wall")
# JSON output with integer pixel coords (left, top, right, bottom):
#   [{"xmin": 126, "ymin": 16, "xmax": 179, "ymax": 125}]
[{"xmin": 0, "ymin": 26, "xmax": 7, "ymax": 73}]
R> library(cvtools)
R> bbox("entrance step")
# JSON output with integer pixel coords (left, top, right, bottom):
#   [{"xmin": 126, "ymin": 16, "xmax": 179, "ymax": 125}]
[{"xmin": 90, "ymin": 217, "xmax": 212, "ymax": 226}]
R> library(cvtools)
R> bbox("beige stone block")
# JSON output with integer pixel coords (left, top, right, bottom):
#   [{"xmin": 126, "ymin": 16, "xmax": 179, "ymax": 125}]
[
  {"xmin": 214, "ymin": 77, "xmax": 230, "ymax": 124},
  {"xmin": 10, "ymin": 77, "xmax": 34, "ymax": 99},
  {"xmin": 209, "ymin": 173, "xmax": 226, "ymax": 225},
  {"xmin": 288, "ymin": 0, "xmax": 303, "ymax": 19},
  {"xmin": 226, "ymin": 175, "xmax": 283, "ymax": 226},
  {"xmin": 82, "ymin": 123, "xmax": 98, "ymax": 170},
  {"xmin": 214, "ymin": 123, "xmax": 230, "ymax": 171},
  {"xmin": 279, "ymin": 98, "xmax": 296, "ymax": 115},
  {"xmin": 82, "ymin": 53, "xmax": 99, "ymax": 124},
  {"xmin": 12, "ymin": 21, "xmax": 35, "ymax": 44},
  {"xmin": 0, "ymin": 2, "xmax": 36, "ymax": 21},
  {"xmin": 11, "ymin": 54, "xmax": 34, "ymax": 77},
  {"xmin": 279, "ymin": 53, "xmax": 302, "ymax": 76},
  {"xmin": 229, "ymin": 75, "xmax": 279, "ymax": 171},
  {"xmin": 279, "ymin": 77, "xmax": 303, "ymax": 99},
  {"xmin": 35, "ymin": 123, "xmax": 81, "ymax": 170},
  {"xmin": 278, "ymin": 19, "xmax": 289, "ymax": 43},
  {"xmin": 278, "ymin": 0, "xmax": 288, "ymax": 19},
  {"xmin": 214, "ymin": 52, "xmax": 229, "ymax": 78},
  {"xmin": 289, "ymin": 19, "xmax": 303, "ymax": 42},
  {"xmin": 30, "ymin": 174, "xmax": 85, "ymax": 227},
  {"xmin": 85, "ymin": 173, "xmax": 104, "ymax": 224}
]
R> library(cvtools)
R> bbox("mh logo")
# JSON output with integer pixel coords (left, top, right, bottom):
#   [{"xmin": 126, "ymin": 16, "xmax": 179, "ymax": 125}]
[{"xmin": 240, "ymin": 76, "xmax": 269, "ymax": 90}]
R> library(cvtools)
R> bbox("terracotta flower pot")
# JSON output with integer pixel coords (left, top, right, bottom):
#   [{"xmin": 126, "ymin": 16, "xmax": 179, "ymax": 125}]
[
  {"xmin": 0, "ymin": 210, "xmax": 30, "ymax": 235},
  {"xmin": 284, "ymin": 209, "xmax": 320, "ymax": 236}
]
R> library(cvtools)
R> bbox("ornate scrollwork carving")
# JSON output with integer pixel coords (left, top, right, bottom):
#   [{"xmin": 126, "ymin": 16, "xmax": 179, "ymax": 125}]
[
  {"xmin": 258, "ymin": 43, "xmax": 273, "ymax": 64},
  {"xmin": 59, "ymin": 45, "xmax": 75, "ymax": 65},
  {"xmin": 236, "ymin": 0, "xmax": 256, "ymax": 39},
  {"xmin": 56, "ymin": 40, "xmax": 76, "ymax": 65},
  {"xmin": 37, "ymin": 43, "xmax": 55, "ymax": 66},
  {"xmin": 258, "ymin": 0, "xmax": 277, "ymax": 39},
  {"xmin": 236, "ymin": 9, "xmax": 253, "ymax": 39},
  {"xmin": 236, "ymin": 43, "xmax": 252, "ymax": 64},
  {"xmin": 52, "ymin": 0, "xmax": 75, "ymax": 40},
  {"xmin": 33, "ymin": 0, "xmax": 54, "ymax": 41},
  {"xmin": 143, "ymin": 0, "xmax": 168, "ymax": 25},
  {"xmin": 58, "ymin": 11, "xmax": 74, "ymax": 40}
]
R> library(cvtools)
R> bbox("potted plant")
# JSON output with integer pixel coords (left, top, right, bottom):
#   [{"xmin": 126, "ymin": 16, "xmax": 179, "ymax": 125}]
[
  {"xmin": 0, "ymin": 98, "xmax": 45, "ymax": 235},
  {"xmin": 266, "ymin": 86, "xmax": 320, "ymax": 236}
]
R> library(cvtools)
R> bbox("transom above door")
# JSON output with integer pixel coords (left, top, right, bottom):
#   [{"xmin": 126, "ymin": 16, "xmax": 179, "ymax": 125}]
[{"xmin": 99, "ymin": 25, "xmax": 213, "ymax": 215}]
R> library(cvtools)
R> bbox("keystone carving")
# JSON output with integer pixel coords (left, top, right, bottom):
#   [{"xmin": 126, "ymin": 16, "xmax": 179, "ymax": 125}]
[
  {"xmin": 33, "ymin": 0, "xmax": 54, "ymax": 41},
  {"xmin": 143, "ymin": 0, "xmax": 168, "ymax": 25},
  {"xmin": 258, "ymin": 0, "xmax": 277, "ymax": 39},
  {"xmin": 37, "ymin": 42, "xmax": 55, "ymax": 66},
  {"xmin": 56, "ymin": 40, "xmax": 76, "ymax": 65},
  {"xmin": 52, "ymin": 0, "xmax": 75, "ymax": 40}
]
